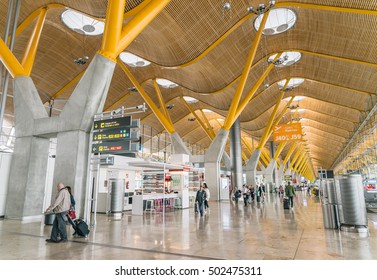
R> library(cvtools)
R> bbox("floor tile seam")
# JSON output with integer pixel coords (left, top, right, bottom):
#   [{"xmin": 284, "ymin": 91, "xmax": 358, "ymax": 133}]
[
  {"xmin": 293, "ymin": 229, "xmax": 305, "ymax": 260},
  {"xmin": 14, "ymin": 231, "xmax": 224, "ymax": 260}
]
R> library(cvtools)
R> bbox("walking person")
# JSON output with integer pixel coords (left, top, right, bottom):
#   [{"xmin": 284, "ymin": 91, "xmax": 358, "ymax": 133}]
[
  {"xmin": 195, "ymin": 184, "xmax": 207, "ymax": 217},
  {"xmin": 203, "ymin": 183, "xmax": 210, "ymax": 211},
  {"xmin": 66, "ymin": 186, "xmax": 77, "ymax": 235},
  {"xmin": 285, "ymin": 181, "xmax": 296, "ymax": 209},
  {"xmin": 45, "ymin": 182, "xmax": 71, "ymax": 243},
  {"xmin": 243, "ymin": 184, "xmax": 250, "ymax": 206}
]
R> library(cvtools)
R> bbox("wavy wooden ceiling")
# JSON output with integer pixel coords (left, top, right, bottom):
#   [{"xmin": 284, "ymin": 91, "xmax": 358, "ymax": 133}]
[{"xmin": 1, "ymin": 0, "xmax": 377, "ymax": 175}]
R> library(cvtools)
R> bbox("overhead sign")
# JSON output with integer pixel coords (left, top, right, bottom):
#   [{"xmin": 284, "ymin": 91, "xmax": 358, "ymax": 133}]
[
  {"xmin": 93, "ymin": 116, "xmax": 131, "ymax": 130},
  {"xmin": 92, "ymin": 140, "xmax": 131, "ymax": 154},
  {"xmin": 273, "ymin": 123, "xmax": 303, "ymax": 142},
  {"xmin": 93, "ymin": 128, "xmax": 130, "ymax": 142}
]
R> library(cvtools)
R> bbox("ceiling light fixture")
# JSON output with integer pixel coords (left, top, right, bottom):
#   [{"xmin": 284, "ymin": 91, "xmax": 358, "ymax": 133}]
[{"xmin": 247, "ymin": 1, "xmax": 275, "ymax": 15}]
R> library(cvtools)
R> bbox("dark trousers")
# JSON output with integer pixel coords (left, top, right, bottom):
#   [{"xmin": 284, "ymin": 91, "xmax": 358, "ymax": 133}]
[
  {"xmin": 50, "ymin": 212, "xmax": 68, "ymax": 241},
  {"xmin": 288, "ymin": 196, "xmax": 294, "ymax": 208}
]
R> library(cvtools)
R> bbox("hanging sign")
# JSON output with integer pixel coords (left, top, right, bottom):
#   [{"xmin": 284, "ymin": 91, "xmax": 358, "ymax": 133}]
[{"xmin": 273, "ymin": 123, "xmax": 303, "ymax": 142}]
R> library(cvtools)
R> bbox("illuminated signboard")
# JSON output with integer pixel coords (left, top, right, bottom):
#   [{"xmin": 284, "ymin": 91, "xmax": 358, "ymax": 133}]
[
  {"xmin": 92, "ymin": 140, "xmax": 131, "ymax": 154},
  {"xmin": 273, "ymin": 123, "xmax": 303, "ymax": 142},
  {"xmin": 93, "ymin": 128, "xmax": 130, "ymax": 142},
  {"xmin": 93, "ymin": 116, "xmax": 131, "ymax": 130}
]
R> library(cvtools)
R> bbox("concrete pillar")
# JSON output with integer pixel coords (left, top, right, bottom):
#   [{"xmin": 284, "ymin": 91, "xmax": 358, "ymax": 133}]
[
  {"xmin": 245, "ymin": 149, "xmax": 261, "ymax": 187},
  {"xmin": 53, "ymin": 131, "xmax": 89, "ymax": 215},
  {"xmin": 6, "ymin": 77, "xmax": 50, "ymax": 220},
  {"xmin": 230, "ymin": 117, "xmax": 243, "ymax": 190},
  {"xmin": 171, "ymin": 132, "xmax": 191, "ymax": 155},
  {"xmin": 204, "ymin": 128, "xmax": 229, "ymax": 201},
  {"xmin": 264, "ymin": 159, "xmax": 276, "ymax": 193},
  {"xmin": 6, "ymin": 54, "xmax": 116, "ymax": 220}
]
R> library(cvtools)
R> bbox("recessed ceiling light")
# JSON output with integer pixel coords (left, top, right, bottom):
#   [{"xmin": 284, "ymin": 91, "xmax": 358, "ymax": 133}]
[
  {"xmin": 254, "ymin": 8, "xmax": 296, "ymax": 35},
  {"xmin": 156, "ymin": 78, "xmax": 178, "ymax": 88},
  {"xmin": 61, "ymin": 10, "xmax": 104, "ymax": 36},
  {"xmin": 119, "ymin": 52, "xmax": 151, "ymax": 67}
]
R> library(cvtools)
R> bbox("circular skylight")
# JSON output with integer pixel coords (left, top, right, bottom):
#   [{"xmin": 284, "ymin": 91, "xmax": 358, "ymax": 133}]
[
  {"xmin": 278, "ymin": 78, "xmax": 304, "ymax": 89},
  {"xmin": 61, "ymin": 10, "xmax": 104, "ymax": 36},
  {"xmin": 217, "ymin": 118, "xmax": 224, "ymax": 122},
  {"xmin": 119, "ymin": 52, "xmax": 151, "ymax": 67},
  {"xmin": 254, "ymin": 8, "xmax": 296, "ymax": 35},
  {"xmin": 268, "ymin": 52, "xmax": 301, "ymax": 67},
  {"xmin": 156, "ymin": 78, "xmax": 178, "ymax": 88},
  {"xmin": 183, "ymin": 96, "xmax": 198, "ymax": 103}
]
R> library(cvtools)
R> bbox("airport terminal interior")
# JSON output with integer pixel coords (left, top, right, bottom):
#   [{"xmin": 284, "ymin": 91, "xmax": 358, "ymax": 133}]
[{"xmin": 1, "ymin": 0, "xmax": 377, "ymax": 260}]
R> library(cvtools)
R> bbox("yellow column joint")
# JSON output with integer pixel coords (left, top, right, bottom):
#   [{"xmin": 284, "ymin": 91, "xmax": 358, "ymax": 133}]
[
  {"xmin": 99, "ymin": 0, "xmax": 126, "ymax": 61},
  {"xmin": 223, "ymin": 10, "xmax": 271, "ymax": 130},
  {"xmin": 21, "ymin": 8, "xmax": 47, "ymax": 76},
  {"xmin": 0, "ymin": 39, "xmax": 25, "ymax": 78},
  {"xmin": 116, "ymin": 0, "xmax": 172, "ymax": 56},
  {"xmin": 118, "ymin": 59, "xmax": 175, "ymax": 133}
]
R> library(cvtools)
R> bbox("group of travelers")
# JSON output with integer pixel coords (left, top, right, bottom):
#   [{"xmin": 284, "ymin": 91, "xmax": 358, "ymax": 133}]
[
  {"xmin": 232, "ymin": 183, "xmax": 266, "ymax": 206},
  {"xmin": 44, "ymin": 182, "xmax": 76, "ymax": 243}
]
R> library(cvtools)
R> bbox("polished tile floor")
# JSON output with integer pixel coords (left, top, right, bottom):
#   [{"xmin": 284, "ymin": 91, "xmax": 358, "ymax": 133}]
[{"xmin": 1, "ymin": 191, "xmax": 377, "ymax": 260}]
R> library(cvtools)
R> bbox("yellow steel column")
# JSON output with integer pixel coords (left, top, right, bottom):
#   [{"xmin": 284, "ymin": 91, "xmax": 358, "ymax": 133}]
[
  {"xmin": 116, "ymin": 0, "xmax": 172, "ymax": 56},
  {"xmin": 283, "ymin": 142, "xmax": 297, "ymax": 167},
  {"xmin": 291, "ymin": 151, "xmax": 305, "ymax": 171},
  {"xmin": 118, "ymin": 59, "xmax": 175, "ymax": 133},
  {"xmin": 260, "ymin": 149, "xmax": 270, "ymax": 166},
  {"xmin": 223, "ymin": 10, "xmax": 271, "ymax": 130},
  {"xmin": 181, "ymin": 97, "xmax": 215, "ymax": 140},
  {"xmin": 257, "ymin": 89, "xmax": 286, "ymax": 149},
  {"xmin": 288, "ymin": 145, "xmax": 303, "ymax": 170},
  {"xmin": 0, "ymin": 39, "xmax": 25, "ymax": 77},
  {"xmin": 21, "ymin": 8, "xmax": 47, "ymax": 76},
  {"xmin": 99, "ymin": 0, "xmax": 126, "ymax": 61},
  {"xmin": 200, "ymin": 110, "xmax": 216, "ymax": 138},
  {"xmin": 153, "ymin": 79, "xmax": 173, "ymax": 125},
  {"xmin": 231, "ymin": 54, "xmax": 282, "ymax": 125}
]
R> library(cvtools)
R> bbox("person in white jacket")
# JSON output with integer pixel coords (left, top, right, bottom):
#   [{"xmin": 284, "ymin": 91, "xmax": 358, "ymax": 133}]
[{"xmin": 45, "ymin": 182, "xmax": 71, "ymax": 243}]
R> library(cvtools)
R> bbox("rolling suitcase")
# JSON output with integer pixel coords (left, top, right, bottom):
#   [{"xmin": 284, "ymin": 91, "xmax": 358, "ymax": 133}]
[
  {"xmin": 74, "ymin": 219, "xmax": 90, "ymax": 237},
  {"xmin": 283, "ymin": 197, "xmax": 290, "ymax": 209}
]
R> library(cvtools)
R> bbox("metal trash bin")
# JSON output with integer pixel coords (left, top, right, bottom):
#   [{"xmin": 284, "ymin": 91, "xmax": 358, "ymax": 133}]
[
  {"xmin": 322, "ymin": 203, "xmax": 339, "ymax": 229},
  {"xmin": 44, "ymin": 213, "xmax": 55, "ymax": 225}
]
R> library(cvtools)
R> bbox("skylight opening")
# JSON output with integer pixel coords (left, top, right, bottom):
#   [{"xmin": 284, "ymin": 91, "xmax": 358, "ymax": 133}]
[
  {"xmin": 119, "ymin": 52, "xmax": 151, "ymax": 67},
  {"xmin": 268, "ymin": 52, "xmax": 301, "ymax": 67},
  {"xmin": 254, "ymin": 8, "xmax": 296, "ymax": 35},
  {"xmin": 61, "ymin": 10, "xmax": 104, "ymax": 36},
  {"xmin": 156, "ymin": 78, "xmax": 178, "ymax": 88},
  {"xmin": 278, "ymin": 78, "xmax": 305, "ymax": 89}
]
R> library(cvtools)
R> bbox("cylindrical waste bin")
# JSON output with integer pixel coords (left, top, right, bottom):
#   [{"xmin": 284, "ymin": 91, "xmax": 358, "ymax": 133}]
[
  {"xmin": 326, "ymin": 179, "xmax": 337, "ymax": 204},
  {"xmin": 110, "ymin": 179, "xmax": 124, "ymax": 219},
  {"xmin": 44, "ymin": 213, "xmax": 55, "ymax": 225},
  {"xmin": 337, "ymin": 174, "xmax": 368, "ymax": 232}
]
